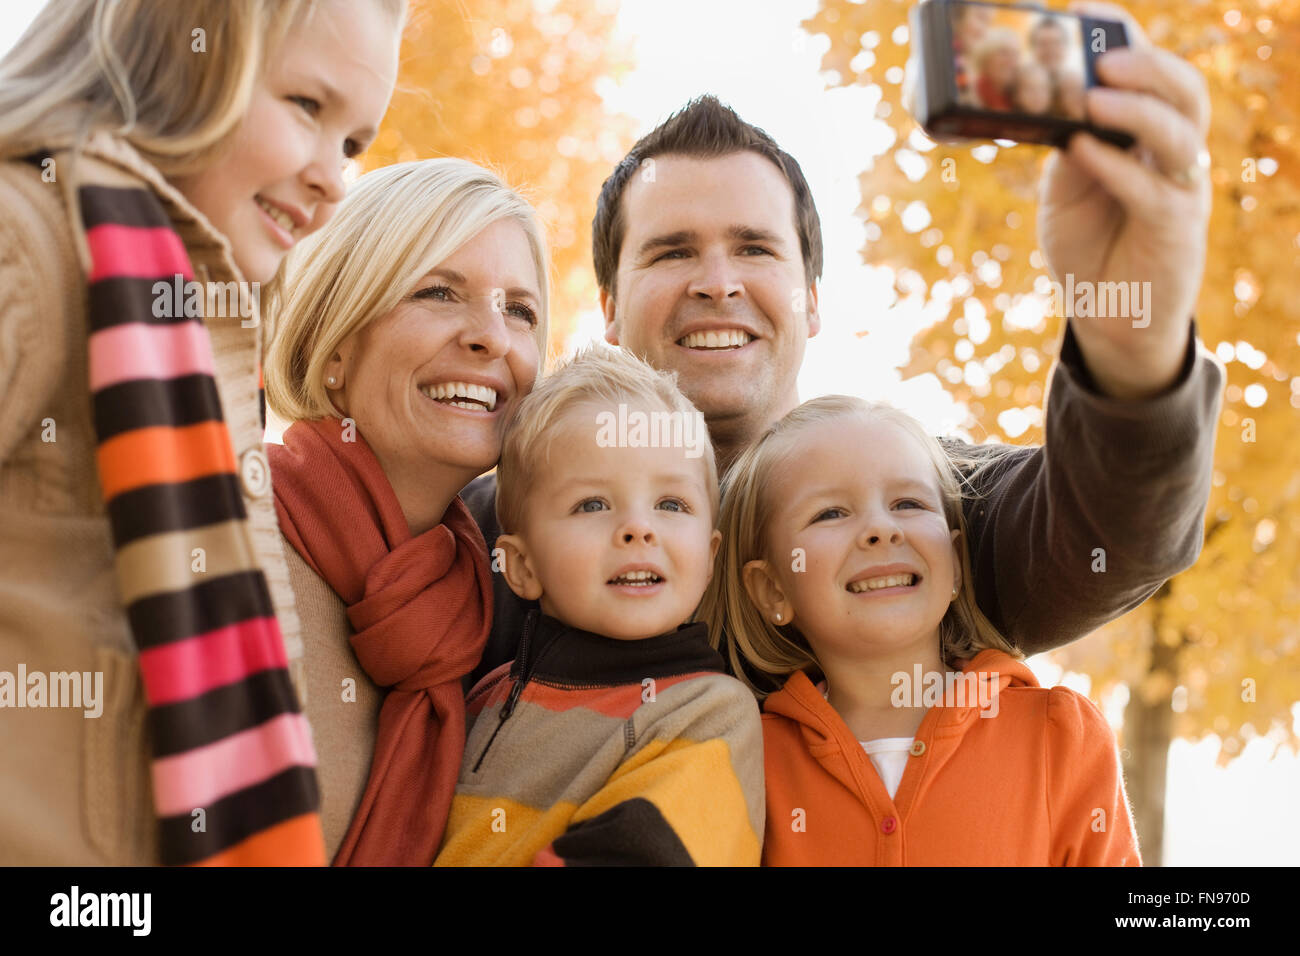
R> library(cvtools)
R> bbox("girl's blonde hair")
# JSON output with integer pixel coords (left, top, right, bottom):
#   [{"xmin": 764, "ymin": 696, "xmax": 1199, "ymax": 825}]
[
  {"xmin": 698, "ymin": 395, "xmax": 1021, "ymax": 698},
  {"xmin": 0, "ymin": 0, "xmax": 406, "ymax": 174},
  {"xmin": 264, "ymin": 158, "xmax": 551, "ymax": 423}
]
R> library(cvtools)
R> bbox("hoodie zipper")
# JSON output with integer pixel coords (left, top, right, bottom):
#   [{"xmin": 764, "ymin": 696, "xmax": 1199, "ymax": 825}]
[{"xmin": 471, "ymin": 611, "xmax": 538, "ymax": 773}]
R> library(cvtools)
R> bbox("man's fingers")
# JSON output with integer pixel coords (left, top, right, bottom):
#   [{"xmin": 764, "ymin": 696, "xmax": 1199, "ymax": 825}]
[
  {"xmin": 1095, "ymin": 46, "xmax": 1211, "ymax": 137},
  {"xmin": 1086, "ymin": 85, "xmax": 1206, "ymax": 184},
  {"xmin": 1069, "ymin": 0, "xmax": 1211, "ymax": 136},
  {"xmin": 1041, "ymin": 147, "xmax": 1101, "ymax": 208},
  {"xmin": 1065, "ymin": 131, "xmax": 1166, "ymax": 217}
]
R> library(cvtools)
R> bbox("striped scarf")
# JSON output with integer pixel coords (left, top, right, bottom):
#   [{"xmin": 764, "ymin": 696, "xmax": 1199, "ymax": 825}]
[{"xmin": 75, "ymin": 156, "xmax": 326, "ymax": 865}]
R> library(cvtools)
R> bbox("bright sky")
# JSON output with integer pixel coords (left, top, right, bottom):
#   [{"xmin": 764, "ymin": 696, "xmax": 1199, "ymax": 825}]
[
  {"xmin": 0, "ymin": 5, "xmax": 34, "ymax": 55},
  {"xmin": 2, "ymin": 0, "xmax": 1295, "ymax": 865}
]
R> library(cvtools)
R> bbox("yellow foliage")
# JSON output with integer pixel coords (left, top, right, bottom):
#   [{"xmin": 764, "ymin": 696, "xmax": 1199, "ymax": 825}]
[
  {"xmin": 807, "ymin": 0, "xmax": 1300, "ymax": 762},
  {"xmin": 361, "ymin": 0, "xmax": 637, "ymax": 358}
]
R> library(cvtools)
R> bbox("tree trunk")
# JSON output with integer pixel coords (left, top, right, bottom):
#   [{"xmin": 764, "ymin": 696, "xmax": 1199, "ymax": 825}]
[{"xmin": 1121, "ymin": 585, "xmax": 1182, "ymax": 866}]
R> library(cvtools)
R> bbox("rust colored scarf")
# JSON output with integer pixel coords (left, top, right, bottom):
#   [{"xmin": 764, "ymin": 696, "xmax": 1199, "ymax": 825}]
[{"xmin": 269, "ymin": 417, "xmax": 491, "ymax": 866}]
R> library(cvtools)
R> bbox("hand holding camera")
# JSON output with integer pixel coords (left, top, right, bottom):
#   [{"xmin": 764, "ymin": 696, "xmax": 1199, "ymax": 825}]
[{"xmin": 908, "ymin": 0, "xmax": 1212, "ymax": 400}]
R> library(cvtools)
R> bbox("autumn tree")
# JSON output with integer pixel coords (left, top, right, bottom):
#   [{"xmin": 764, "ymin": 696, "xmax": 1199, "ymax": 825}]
[
  {"xmin": 361, "ymin": 0, "xmax": 636, "ymax": 353},
  {"xmin": 805, "ymin": 0, "xmax": 1300, "ymax": 863}
]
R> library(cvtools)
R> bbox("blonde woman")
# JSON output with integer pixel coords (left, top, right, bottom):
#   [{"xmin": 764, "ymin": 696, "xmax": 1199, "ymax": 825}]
[
  {"xmin": 263, "ymin": 158, "xmax": 549, "ymax": 865},
  {"xmin": 699, "ymin": 396, "xmax": 1141, "ymax": 866},
  {"xmin": 971, "ymin": 26, "xmax": 1023, "ymax": 111},
  {"xmin": 0, "ymin": 0, "xmax": 403, "ymax": 865}
]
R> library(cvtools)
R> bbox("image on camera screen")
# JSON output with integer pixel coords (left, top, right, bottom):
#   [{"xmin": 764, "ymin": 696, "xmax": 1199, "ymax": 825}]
[{"xmin": 951, "ymin": 4, "xmax": 1086, "ymax": 121}]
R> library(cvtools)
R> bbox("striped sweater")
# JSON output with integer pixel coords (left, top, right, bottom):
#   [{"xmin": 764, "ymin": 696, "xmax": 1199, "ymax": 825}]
[{"xmin": 435, "ymin": 610, "xmax": 764, "ymax": 866}]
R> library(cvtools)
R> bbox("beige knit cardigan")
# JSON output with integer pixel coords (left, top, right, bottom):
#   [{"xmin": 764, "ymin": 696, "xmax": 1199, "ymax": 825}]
[{"xmin": 0, "ymin": 133, "xmax": 306, "ymax": 864}]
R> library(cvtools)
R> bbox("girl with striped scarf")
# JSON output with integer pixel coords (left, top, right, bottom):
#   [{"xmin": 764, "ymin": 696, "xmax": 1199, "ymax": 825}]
[{"xmin": 0, "ymin": 0, "xmax": 404, "ymax": 866}]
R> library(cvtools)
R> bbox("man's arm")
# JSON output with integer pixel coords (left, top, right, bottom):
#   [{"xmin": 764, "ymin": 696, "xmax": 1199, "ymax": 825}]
[
  {"xmin": 948, "ymin": 319, "xmax": 1223, "ymax": 656},
  {"xmin": 459, "ymin": 473, "xmax": 537, "ymax": 685},
  {"xmin": 1040, "ymin": 3, "xmax": 1213, "ymax": 402},
  {"xmin": 966, "ymin": 4, "xmax": 1220, "ymax": 656}
]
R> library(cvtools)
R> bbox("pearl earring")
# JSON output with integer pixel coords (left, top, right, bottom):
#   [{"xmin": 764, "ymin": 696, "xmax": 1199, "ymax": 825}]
[
  {"xmin": 951, "ymin": 587, "xmax": 958, "ymax": 600},
  {"xmin": 774, "ymin": 612, "xmax": 783, "ymax": 624},
  {"xmin": 327, "ymin": 376, "xmax": 337, "ymax": 386}
]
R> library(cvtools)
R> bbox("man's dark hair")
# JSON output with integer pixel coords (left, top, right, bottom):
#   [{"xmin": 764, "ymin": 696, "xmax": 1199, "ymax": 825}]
[{"xmin": 592, "ymin": 94, "xmax": 823, "ymax": 298}]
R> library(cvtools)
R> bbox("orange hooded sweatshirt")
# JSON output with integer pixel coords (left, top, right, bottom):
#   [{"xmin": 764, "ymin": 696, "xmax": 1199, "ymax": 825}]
[{"xmin": 761, "ymin": 649, "xmax": 1140, "ymax": 866}]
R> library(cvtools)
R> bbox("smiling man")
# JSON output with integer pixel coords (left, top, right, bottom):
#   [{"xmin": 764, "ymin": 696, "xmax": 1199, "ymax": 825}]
[
  {"xmin": 598, "ymin": 149, "xmax": 820, "ymax": 469},
  {"xmin": 465, "ymin": 2, "xmax": 1224, "ymax": 690}
]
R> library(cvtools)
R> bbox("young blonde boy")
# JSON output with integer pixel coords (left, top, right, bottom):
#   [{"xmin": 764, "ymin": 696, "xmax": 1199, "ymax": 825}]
[{"xmin": 434, "ymin": 347, "xmax": 763, "ymax": 866}]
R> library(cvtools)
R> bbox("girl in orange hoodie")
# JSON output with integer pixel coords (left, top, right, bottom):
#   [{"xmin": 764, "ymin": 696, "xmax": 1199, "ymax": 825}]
[{"xmin": 699, "ymin": 396, "xmax": 1140, "ymax": 866}]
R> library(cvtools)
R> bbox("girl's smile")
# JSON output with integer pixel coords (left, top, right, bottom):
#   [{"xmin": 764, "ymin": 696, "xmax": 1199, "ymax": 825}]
[
  {"xmin": 744, "ymin": 413, "xmax": 962, "ymax": 665},
  {"xmin": 845, "ymin": 564, "xmax": 923, "ymax": 595},
  {"xmin": 171, "ymin": 1, "xmax": 402, "ymax": 284}
]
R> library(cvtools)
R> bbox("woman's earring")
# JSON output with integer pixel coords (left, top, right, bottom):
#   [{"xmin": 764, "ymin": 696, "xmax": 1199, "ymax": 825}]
[
  {"xmin": 774, "ymin": 612, "xmax": 783, "ymax": 624},
  {"xmin": 951, "ymin": 587, "xmax": 958, "ymax": 600},
  {"xmin": 327, "ymin": 376, "xmax": 338, "ymax": 387}
]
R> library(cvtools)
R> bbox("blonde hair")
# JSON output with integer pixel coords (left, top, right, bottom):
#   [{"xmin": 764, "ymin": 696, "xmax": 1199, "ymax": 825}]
[
  {"xmin": 0, "ymin": 0, "xmax": 406, "ymax": 174},
  {"xmin": 972, "ymin": 27, "xmax": 1023, "ymax": 73},
  {"xmin": 496, "ymin": 344, "xmax": 719, "ymax": 534},
  {"xmin": 264, "ymin": 158, "xmax": 551, "ymax": 423},
  {"xmin": 698, "ymin": 395, "xmax": 1021, "ymax": 698}
]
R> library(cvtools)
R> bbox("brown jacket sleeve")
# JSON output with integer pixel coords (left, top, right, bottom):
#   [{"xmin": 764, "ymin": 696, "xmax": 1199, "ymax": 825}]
[{"xmin": 946, "ymin": 320, "xmax": 1224, "ymax": 656}]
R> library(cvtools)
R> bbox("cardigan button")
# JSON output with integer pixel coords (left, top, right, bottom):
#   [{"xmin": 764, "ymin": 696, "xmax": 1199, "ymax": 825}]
[
  {"xmin": 239, "ymin": 447, "xmax": 271, "ymax": 498},
  {"xmin": 910, "ymin": 739, "xmax": 926, "ymax": 756},
  {"xmin": 881, "ymin": 816, "xmax": 897, "ymax": 834}
]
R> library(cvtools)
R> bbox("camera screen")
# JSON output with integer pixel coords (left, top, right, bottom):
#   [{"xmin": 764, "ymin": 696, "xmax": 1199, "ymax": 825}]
[{"xmin": 950, "ymin": 3, "xmax": 1086, "ymax": 120}]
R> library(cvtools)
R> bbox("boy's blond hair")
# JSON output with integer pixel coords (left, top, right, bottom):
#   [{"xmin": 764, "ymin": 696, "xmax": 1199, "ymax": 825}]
[
  {"xmin": 496, "ymin": 345, "xmax": 719, "ymax": 534},
  {"xmin": 697, "ymin": 395, "xmax": 1021, "ymax": 698}
]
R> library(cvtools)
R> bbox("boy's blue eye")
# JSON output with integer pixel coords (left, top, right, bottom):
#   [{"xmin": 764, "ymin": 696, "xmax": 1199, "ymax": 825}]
[
  {"xmin": 577, "ymin": 499, "xmax": 607, "ymax": 514},
  {"xmin": 290, "ymin": 95, "xmax": 321, "ymax": 117},
  {"xmin": 813, "ymin": 507, "xmax": 847, "ymax": 522},
  {"xmin": 657, "ymin": 498, "xmax": 688, "ymax": 513},
  {"xmin": 896, "ymin": 499, "xmax": 924, "ymax": 510}
]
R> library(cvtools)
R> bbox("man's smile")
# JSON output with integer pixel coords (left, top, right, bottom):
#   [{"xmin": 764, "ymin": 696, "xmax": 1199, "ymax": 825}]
[{"xmin": 676, "ymin": 328, "xmax": 754, "ymax": 350}]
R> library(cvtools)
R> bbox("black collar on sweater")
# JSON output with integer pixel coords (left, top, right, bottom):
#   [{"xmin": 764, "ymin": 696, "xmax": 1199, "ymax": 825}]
[{"xmin": 514, "ymin": 609, "xmax": 725, "ymax": 687}]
